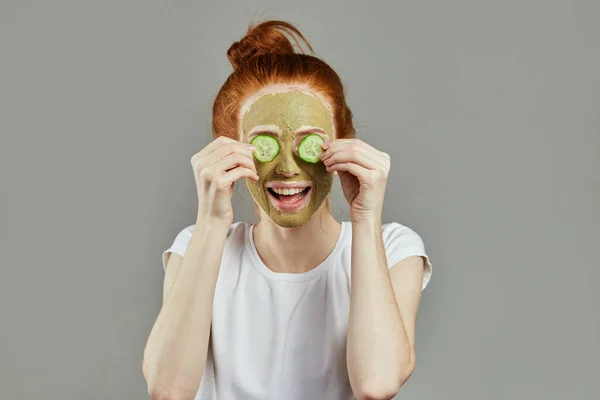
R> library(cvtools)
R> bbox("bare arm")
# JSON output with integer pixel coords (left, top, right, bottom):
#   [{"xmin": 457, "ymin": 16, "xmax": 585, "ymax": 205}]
[
  {"xmin": 346, "ymin": 218, "xmax": 425, "ymax": 400},
  {"xmin": 319, "ymin": 137, "xmax": 426, "ymax": 399},
  {"xmin": 142, "ymin": 219, "xmax": 230, "ymax": 400},
  {"xmin": 142, "ymin": 136, "xmax": 257, "ymax": 399}
]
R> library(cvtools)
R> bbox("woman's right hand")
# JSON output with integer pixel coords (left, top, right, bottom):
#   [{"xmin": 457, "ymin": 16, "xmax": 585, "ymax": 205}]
[{"xmin": 191, "ymin": 136, "xmax": 259, "ymax": 224}]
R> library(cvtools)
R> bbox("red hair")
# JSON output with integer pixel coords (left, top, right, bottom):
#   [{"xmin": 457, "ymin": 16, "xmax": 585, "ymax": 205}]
[{"xmin": 212, "ymin": 20, "xmax": 355, "ymax": 140}]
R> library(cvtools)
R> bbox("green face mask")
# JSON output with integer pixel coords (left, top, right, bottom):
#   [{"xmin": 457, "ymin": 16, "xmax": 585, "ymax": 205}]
[{"xmin": 241, "ymin": 91, "xmax": 334, "ymax": 228}]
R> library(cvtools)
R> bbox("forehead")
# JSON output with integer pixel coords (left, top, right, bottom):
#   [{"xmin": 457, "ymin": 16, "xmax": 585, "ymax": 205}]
[{"xmin": 240, "ymin": 90, "xmax": 334, "ymax": 136}]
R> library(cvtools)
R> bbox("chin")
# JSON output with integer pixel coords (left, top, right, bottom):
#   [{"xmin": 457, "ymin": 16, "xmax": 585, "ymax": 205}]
[{"xmin": 268, "ymin": 213, "xmax": 312, "ymax": 228}]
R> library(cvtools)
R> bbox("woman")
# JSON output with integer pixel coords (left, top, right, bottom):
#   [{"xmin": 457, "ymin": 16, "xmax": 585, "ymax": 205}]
[{"xmin": 143, "ymin": 20, "xmax": 432, "ymax": 400}]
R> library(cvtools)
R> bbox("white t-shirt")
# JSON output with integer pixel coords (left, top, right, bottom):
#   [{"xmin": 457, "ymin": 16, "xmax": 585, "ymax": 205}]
[{"xmin": 162, "ymin": 221, "xmax": 432, "ymax": 400}]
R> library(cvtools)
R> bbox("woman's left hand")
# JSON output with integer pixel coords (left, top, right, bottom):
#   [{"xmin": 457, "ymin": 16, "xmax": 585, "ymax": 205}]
[{"xmin": 320, "ymin": 139, "xmax": 390, "ymax": 222}]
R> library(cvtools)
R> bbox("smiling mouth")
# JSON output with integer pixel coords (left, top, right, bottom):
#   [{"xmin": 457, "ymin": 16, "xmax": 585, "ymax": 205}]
[
  {"xmin": 265, "ymin": 184, "xmax": 313, "ymax": 213},
  {"xmin": 267, "ymin": 187, "xmax": 311, "ymax": 202}
]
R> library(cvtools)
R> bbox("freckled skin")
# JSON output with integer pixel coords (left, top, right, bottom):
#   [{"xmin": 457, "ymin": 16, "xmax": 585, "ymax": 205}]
[{"xmin": 242, "ymin": 92, "xmax": 334, "ymax": 228}]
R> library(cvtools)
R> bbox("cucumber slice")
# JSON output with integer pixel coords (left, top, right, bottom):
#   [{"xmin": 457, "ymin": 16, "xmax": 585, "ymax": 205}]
[
  {"xmin": 298, "ymin": 134, "xmax": 325, "ymax": 163},
  {"xmin": 251, "ymin": 134, "xmax": 280, "ymax": 162}
]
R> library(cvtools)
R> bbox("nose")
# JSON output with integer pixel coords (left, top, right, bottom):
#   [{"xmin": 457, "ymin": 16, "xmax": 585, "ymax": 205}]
[{"xmin": 274, "ymin": 148, "xmax": 301, "ymax": 177}]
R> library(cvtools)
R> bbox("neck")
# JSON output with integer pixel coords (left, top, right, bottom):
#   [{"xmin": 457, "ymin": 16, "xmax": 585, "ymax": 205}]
[{"xmin": 253, "ymin": 205, "xmax": 342, "ymax": 274}]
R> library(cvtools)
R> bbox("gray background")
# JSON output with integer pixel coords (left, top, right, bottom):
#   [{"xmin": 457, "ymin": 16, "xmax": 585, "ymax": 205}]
[{"xmin": 1, "ymin": 0, "xmax": 598, "ymax": 399}]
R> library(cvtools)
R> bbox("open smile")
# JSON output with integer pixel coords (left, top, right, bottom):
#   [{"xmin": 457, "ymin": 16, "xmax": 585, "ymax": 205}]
[{"xmin": 265, "ymin": 181, "xmax": 312, "ymax": 212}]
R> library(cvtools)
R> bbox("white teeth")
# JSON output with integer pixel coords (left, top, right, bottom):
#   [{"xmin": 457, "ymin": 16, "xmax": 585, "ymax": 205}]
[{"xmin": 271, "ymin": 187, "xmax": 305, "ymax": 195}]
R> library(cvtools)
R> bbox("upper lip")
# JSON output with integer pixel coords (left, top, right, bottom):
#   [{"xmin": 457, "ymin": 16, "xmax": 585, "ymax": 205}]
[{"xmin": 265, "ymin": 181, "xmax": 312, "ymax": 189}]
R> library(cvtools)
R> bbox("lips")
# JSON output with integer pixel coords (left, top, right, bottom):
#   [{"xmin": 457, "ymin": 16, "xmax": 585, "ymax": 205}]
[{"xmin": 265, "ymin": 181, "xmax": 312, "ymax": 212}]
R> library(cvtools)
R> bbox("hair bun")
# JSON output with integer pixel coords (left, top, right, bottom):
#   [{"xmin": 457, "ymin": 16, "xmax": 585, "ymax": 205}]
[{"xmin": 227, "ymin": 20, "xmax": 313, "ymax": 70}]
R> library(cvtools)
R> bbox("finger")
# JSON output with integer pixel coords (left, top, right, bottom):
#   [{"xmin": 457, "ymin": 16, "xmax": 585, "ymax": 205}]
[
  {"xmin": 322, "ymin": 141, "xmax": 390, "ymax": 171},
  {"xmin": 322, "ymin": 139, "xmax": 386, "ymax": 158},
  {"xmin": 220, "ymin": 167, "xmax": 259, "ymax": 187},
  {"xmin": 204, "ymin": 142, "xmax": 255, "ymax": 165},
  {"xmin": 213, "ymin": 152, "xmax": 257, "ymax": 173},
  {"xmin": 325, "ymin": 162, "xmax": 370, "ymax": 181},
  {"xmin": 322, "ymin": 148, "xmax": 382, "ymax": 170},
  {"xmin": 322, "ymin": 138, "xmax": 370, "ymax": 151},
  {"xmin": 195, "ymin": 136, "xmax": 239, "ymax": 159}
]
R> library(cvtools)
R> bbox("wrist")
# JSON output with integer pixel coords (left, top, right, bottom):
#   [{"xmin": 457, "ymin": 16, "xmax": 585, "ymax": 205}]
[
  {"xmin": 195, "ymin": 214, "xmax": 232, "ymax": 232},
  {"xmin": 350, "ymin": 214, "xmax": 381, "ymax": 229},
  {"xmin": 350, "ymin": 208, "xmax": 382, "ymax": 226}
]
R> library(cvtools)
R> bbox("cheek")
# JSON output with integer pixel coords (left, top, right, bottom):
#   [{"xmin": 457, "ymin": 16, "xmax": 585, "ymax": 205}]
[
  {"xmin": 254, "ymin": 161, "xmax": 273, "ymax": 182},
  {"xmin": 246, "ymin": 177, "xmax": 269, "ymax": 213},
  {"xmin": 305, "ymin": 163, "xmax": 331, "ymax": 186},
  {"xmin": 247, "ymin": 162, "xmax": 272, "ymax": 199},
  {"xmin": 306, "ymin": 164, "xmax": 333, "ymax": 204}
]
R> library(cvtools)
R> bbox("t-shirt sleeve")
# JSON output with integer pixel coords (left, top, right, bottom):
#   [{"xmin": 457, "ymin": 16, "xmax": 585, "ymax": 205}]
[
  {"xmin": 161, "ymin": 224, "xmax": 195, "ymax": 271},
  {"xmin": 382, "ymin": 222, "xmax": 433, "ymax": 291}
]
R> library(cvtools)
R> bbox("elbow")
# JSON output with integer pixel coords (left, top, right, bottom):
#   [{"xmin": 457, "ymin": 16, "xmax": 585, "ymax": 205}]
[
  {"xmin": 145, "ymin": 369, "xmax": 200, "ymax": 400},
  {"xmin": 147, "ymin": 381, "xmax": 172, "ymax": 400},
  {"xmin": 354, "ymin": 359, "xmax": 416, "ymax": 400},
  {"xmin": 143, "ymin": 357, "xmax": 201, "ymax": 400},
  {"xmin": 143, "ymin": 356, "xmax": 204, "ymax": 400},
  {"xmin": 354, "ymin": 382, "xmax": 401, "ymax": 400},
  {"xmin": 147, "ymin": 387, "xmax": 172, "ymax": 400},
  {"xmin": 148, "ymin": 390, "xmax": 181, "ymax": 400},
  {"xmin": 148, "ymin": 385, "xmax": 198, "ymax": 400},
  {"xmin": 148, "ymin": 389, "xmax": 176, "ymax": 400}
]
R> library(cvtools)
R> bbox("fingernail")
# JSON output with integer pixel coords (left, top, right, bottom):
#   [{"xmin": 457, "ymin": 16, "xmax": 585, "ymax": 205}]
[{"xmin": 246, "ymin": 144, "xmax": 255, "ymax": 150}]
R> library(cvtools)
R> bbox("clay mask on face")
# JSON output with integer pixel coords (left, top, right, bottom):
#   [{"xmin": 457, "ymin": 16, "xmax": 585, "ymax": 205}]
[{"xmin": 241, "ymin": 91, "xmax": 334, "ymax": 228}]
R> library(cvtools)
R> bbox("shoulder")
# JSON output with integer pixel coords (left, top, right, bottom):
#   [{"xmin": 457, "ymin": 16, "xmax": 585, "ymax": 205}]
[
  {"xmin": 341, "ymin": 221, "xmax": 425, "ymax": 251},
  {"xmin": 381, "ymin": 222, "xmax": 425, "ymax": 249},
  {"xmin": 172, "ymin": 221, "xmax": 247, "ymax": 242},
  {"xmin": 161, "ymin": 221, "xmax": 248, "ymax": 270},
  {"xmin": 339, "ymin": 221, "xmax": 432, "ymax": 289},
  {"xmin": 342, "ymin": 220, "xmax": 427, "ymax": 259},
  {"xmin": 381, "ymin": 221, "xmax": 432, "ymax": 290}
]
